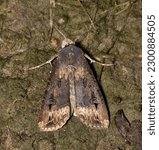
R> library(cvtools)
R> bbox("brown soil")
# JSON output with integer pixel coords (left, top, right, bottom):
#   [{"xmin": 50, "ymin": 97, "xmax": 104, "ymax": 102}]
[{"xmin": 0, "ymin": 0, "xmax": 141, "ymax": 150}]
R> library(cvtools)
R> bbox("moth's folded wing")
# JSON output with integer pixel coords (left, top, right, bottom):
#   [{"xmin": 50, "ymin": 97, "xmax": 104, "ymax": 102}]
[
  {"xmin": 38, "ymin": 104, "xmax": 70, "ymax": 131},
  {"xmin": 38, "ymin": 60, "xmax": 70, "ymax": 131},
  {"xmin": 74, "ymin": 64, "xmax": 109, "ymax": 129}
]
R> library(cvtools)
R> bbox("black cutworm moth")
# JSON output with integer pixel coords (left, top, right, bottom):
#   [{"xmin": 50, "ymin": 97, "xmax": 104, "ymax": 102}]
[{"xmin": 38, "ymin": 39, "xmax": 109, "ymax": 131}]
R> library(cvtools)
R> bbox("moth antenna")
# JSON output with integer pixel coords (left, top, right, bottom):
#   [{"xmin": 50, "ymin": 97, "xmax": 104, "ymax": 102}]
[
  {"xmin": 78, "ymin": 0, "xmax": 95, "ymax": 29},
  {"xmin": 49, "ymin": 0, "xmax": 67, "ymax": 40},
  {"xmin": 49, "ymin": 0, "xmax": 55, "ymax": 41},
  {"xmin": 53, "ymin": 24, "xmax": 67, "ymax": 40}
]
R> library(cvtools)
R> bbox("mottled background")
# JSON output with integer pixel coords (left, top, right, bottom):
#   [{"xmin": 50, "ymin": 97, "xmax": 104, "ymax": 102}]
[{"xmin": 0, "ymin": 0, "xmax": 141, "ymax": 150}]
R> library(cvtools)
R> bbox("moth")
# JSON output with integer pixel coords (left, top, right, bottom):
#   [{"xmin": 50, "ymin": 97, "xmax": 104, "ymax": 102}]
[{"xmin": 38, "ymin": 39, "xmax": 109, "ymax": 131}]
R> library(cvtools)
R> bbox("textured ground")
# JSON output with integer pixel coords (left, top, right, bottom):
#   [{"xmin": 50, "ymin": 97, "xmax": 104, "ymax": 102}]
[{"xmin": 0, "ymin": 0, "xmax": 141, "ymax": 150}]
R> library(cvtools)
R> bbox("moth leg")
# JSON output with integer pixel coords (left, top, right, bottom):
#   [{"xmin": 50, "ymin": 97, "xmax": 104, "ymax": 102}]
[
  {"xmin": 29, "ymin": 55, "xmax": 57, "ymax": 70},
  {"xmin": 84, "ymin": 54, "xmax": 114, "ymax": 66}
]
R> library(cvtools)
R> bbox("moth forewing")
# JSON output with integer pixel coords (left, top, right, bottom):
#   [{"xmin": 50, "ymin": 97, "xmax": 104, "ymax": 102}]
[
  {"xmin": 38, "ymin": 41, "xmax": 109, "ymax": 131},
  {"xmin": 73, "ymin": 56, "xmax": 109, "ymax": 128},
  {"xmin": 38, "ymin": 58, "xmax": 71, "ymax": 131}
]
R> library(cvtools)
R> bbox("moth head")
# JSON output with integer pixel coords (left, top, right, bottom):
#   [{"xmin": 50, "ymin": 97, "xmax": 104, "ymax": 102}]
[{"xmin": 62, "ymin": 39, "xmax": 75, "ymax": 48}]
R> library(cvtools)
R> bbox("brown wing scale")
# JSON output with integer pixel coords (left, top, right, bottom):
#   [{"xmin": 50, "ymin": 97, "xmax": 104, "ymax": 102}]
[
  {"xmin": 74, "ymin": 59, "xmax": 109, "ymax": 129},
  {"xmin": 38, "ymin": 59, "xmax": 71, "ymax": 131}
]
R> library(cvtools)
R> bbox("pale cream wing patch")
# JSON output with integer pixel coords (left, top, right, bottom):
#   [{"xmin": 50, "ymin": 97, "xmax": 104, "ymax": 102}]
[
  {"xmin": 75, "ymin": 104, "xmax": 109, "ymax": 129},
  {"xmin": 38, "ymin": 105, "xmax": 70, "ymax": 131}
]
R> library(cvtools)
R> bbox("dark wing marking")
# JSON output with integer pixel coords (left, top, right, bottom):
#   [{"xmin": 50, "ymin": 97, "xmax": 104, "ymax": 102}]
[
  {"xmin": 38, "ymin": 58, "xmax": 70, "ymax": 131},
  {"xmin": 74, "ymin": 58, "xmax": 109, "ymax": 129}
]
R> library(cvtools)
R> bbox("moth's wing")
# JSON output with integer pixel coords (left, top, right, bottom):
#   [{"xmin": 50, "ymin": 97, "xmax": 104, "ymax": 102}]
[
  {"xmin": 38, "ymin": 59, "xmax": 70, "ymax": 131},
  {"xmin": 74, "ymin": 59, "xmax": 109, "ymax": 129}
]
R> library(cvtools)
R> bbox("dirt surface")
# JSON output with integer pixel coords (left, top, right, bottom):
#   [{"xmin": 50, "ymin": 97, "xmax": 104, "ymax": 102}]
[
  {"xmin": 115, "ymin": 109, "xmax": 141, "ymax": 150},
  {"xmin": 0, "ymin": 0, "xmax": 141, "ymax": 150}
]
